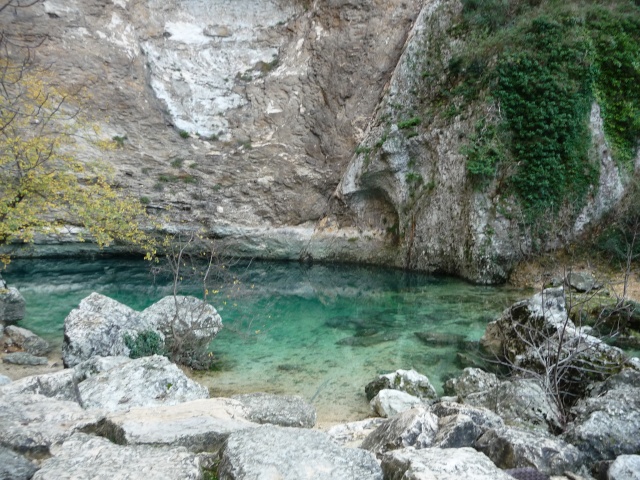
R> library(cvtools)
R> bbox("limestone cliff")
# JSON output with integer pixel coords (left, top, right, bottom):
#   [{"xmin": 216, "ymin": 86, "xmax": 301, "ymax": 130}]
[{"xmin": 2, "ymin": 0, "xmax": 636, "ymax": 282}]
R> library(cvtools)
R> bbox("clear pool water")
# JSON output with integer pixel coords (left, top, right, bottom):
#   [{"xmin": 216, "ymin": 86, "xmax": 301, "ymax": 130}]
[{"xmin": 3, "ymin": 257, "xmax": 526, "ymax": 423}]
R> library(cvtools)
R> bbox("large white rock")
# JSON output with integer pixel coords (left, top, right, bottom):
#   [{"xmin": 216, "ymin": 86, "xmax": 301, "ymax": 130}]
[
  {"xmin": 361, "ymin": 407, "xmax": 439, "ymax": 456},
  {"xmin": 365, "ymin": 369, "xmax": 438, "ymax": 401},
  {"xmin": 62, "ymin": 293, "xmax": 157, "ymax": 367},
  {"xmin": 370, "ymin": 389, "xmax": 423, "ymax": 418},
  {"xmin": 33, "ymin": 433, "xmax": 202, "ymax": 480},
  {"xmin": 95, "ymin": 398, "xmax": 255, "ymax": 452},
  {"xmin": 381, "ymin": 447, "xmax": 514, "ymax": 480},
  {"xmin": 608, "ymin": 455, "xmax": 640, "ymax": 480},
  {"xmin": 78, "ymin": 355, "xmax": 209, "ymax": 411},
  {"xmin": 0, "ymin": 392, "xmax": 102, "ymax": 457},
  {"xmin": 232, "ymin": 392, "xmax": 316, "ymax": 428},
  {"xmin": 218, "ymin": 425, "xmax": 383, "ymax": 479}
]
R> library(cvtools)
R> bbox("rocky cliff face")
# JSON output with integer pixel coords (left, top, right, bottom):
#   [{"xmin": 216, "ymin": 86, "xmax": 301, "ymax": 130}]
[{"xmin": 2, "ymin": 0, "xmax": 631, "ymax": 282}]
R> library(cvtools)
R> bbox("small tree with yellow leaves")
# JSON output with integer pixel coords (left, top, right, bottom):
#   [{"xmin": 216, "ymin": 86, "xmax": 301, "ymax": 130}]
[{"xmin": 0, "ymin": 8, "xmax": 153, "ymax": 259}]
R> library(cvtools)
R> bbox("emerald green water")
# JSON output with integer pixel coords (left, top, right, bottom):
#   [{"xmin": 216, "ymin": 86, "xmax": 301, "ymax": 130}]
[{"xmin": 4, "ymin": 258, "xmax": 525, "ymax": 423}]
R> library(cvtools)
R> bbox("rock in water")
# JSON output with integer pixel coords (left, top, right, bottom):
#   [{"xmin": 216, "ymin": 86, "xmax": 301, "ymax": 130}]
[
  {"xmin": 32, "ymin": 433, "xmax": 201, "ymax": 480},
  {"xmin": 62, "ymin": 292, "xmax": 158, "ymax": 367},
  {"xmin": 0, "ymin": 286, "xmax": 26, "ymax": 324},
  {"xmin": 4, "ymin": 325, "xmax": 50, "ymax": 356},
  {"xmin": 232, "ymin": 392, "xmax": 316, "ymax": 428},
  {"xmin": 218, "ymin": 425, "xmax": 382, "ymax": 480},
  {"xmin": 140, "ymin": 295, "xmax": 222, "ymax": 359},
  {"xmin": 380, "ymin": 447, "xmax": 514, "ymax": 480}
]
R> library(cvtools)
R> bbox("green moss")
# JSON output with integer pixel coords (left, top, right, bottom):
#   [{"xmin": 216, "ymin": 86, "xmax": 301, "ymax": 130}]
[
  {"xmin": 436, "ymin": 1, "xmax": 640, "ymax": 219},
  {"xmin": 397, "ymin": 117, "xmax": 421, "ymax": 129},
  {"xmin": 123, "ymin": 330, "xmax": 164, "ymax": 359}
]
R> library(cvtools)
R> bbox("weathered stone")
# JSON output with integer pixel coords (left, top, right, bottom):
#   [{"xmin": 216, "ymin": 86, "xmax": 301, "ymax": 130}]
[
  {"xmin": 480, "ymin": 288, "xmax": 629, "ymax": 398},
  {"xmin": 563, "ymin": 370, "xmax": 640, "ymax": 462},
  {"xmin": 91, "ymin": 398, "xmax": 255, "ymax": 453},
  {"xmin": 464, "ymin": 378, "xmax": 562, "ymax": 432},
  {"xmin": 140, "ymin": 295, "xmax": 222, "ymax": 355},
  {"xmin": 380, "ymin": 446, "xmax": 515, "ymax": 480},
  {"xmin": 2, "ymin": 352, "xmax": 48, "ymax": 366},
  {"xmin": 78, "ymin": 355, "xmax": 209, "ymax": 411},
  {"xmin": 475, "ymin": 427, "xmax": 585, "ymax": 475},
  {"xmin": 0, "ymin": 286, "xmax": 26, "ymax": 324},
  {"xmin": 0, "ymin": 392, "xmax": 102, "ymax": 457},
  {"xmin": 0, "ymin": 356, "xmax": 132, "ymax": 404},
  {"xmin": 566, "ymin": 271, "xmax": 602, "ymax": 293},
  {"xmin": 608, "ymin": 455, "xmax": 640, "ymax": 480},
  {"xmin": 4, "ymin": 325, "xmax": 50, "ymax": 356},
  {"xmin": 505, "ymin": 468, "xmax": 551, "ymax": 480},
  {"xmin": 365, "ymin": 369, "xmax": 438, "ymax": 402},
  {"xmin": 361, "ymin": 407, "xmax": 439, "ymax": 456},
  {"xmin": 62, "ymin": 292, "xmax": 158, "ymax": 367},
  {"xmin": 430, "ymin": 401, "xmax": 504, "ymax": 432},
  {"xmin": 443, "ymin": 367, "xmax": 500, "ymax": 398},
  {"xmin": 434, "ymin": 413, "xmax": 484, "ymax": 448},
  {"xmin": 414, "ymin": 331, "xmax": 466, "ymax": 346},
  {"xmin": 232, "ymin": 392, "xmax": 316, "ymax": 428},
  {"xmin": 0, "ymin": 446, "xmax": 38, "ymax": 480},
  {"xmin": 1, "ymin": 368, "xmax": 78, "ymax": 402},
  {"xmin": 218, "ymin": 425, "xmax": 383, "ymax": 480},
  {"xmin": 32, "ymin": 433, "xmax": 201, "ymax": 480},
  {"xmin": 326, "ymin": 418, "xmax": 387, "ymax": 447},
  {"xmin": 370, "ymin": 389, "xmax": 423, "ymax": 418},
  {"xmin": 0, "ymin": 374, "xmax": 11, "ymax": 385}
]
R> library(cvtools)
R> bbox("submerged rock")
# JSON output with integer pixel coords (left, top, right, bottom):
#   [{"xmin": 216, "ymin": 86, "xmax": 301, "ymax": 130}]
[
  {"xmin": 361, "ymin": 407, "xmax": 438, "ymax": 456},
  {"xmin": 32, "ymin": 433, "xmax": 201, "ymax": 480},
  {"xmin": 365, "ymin": 369, "xmax": 438, "ymax": 401},
  {"xmin": 380, "ymin": 446, "xmax": 514, "ymax": 480},
  {"xmin": 414, "ymin": 331, "xmax": 466, "ymax": 346},
  {"xmin": 336, "ymin": 332, "xmax": 399, "ymax": 347},
  {"xmin": 232, "ymin": 392, "xmax": 316, "ymax": 428},
  {"xmin": 218, "ymin": 425, "xmax": 383, "ymax": 480},
  {"xmin": 2, "ymin": 351, "xmax": 48, "ymax": 366},
  {"xmin": 370, "ymin": 389, "xmax": 423, "ymax": 418}
]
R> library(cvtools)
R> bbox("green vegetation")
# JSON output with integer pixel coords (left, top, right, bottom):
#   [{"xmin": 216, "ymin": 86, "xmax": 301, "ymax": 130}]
[
  {"xmin": 431, "ymin": 0, "xmax": 640, "ymax": 219},
  {"xmin": 112, "ymin": 135, "xmax": 127, "ymax": 148},
  {"xmin": 170, "ymin": 158, "xmax": 184, "ymax": 169},
  {"xmin": 397, "ymin": 117, "xmax": 421, "ymax": 129},
  {"xmin": 179, "ymin": 130, "xmax": 190, "ymax": 139},
  {"xmin": 139, "ymin": 196, "xmax": 150, "ymax": 205},
  {"xmin": 123, "ymin": 330, "xmax": 164, "ymax": 359}
]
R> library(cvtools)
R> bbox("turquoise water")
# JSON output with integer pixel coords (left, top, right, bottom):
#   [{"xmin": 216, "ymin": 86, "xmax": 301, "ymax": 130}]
[{"xmin": 4, "ymin": 258, "xmax": 526, "ymax": 423}]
